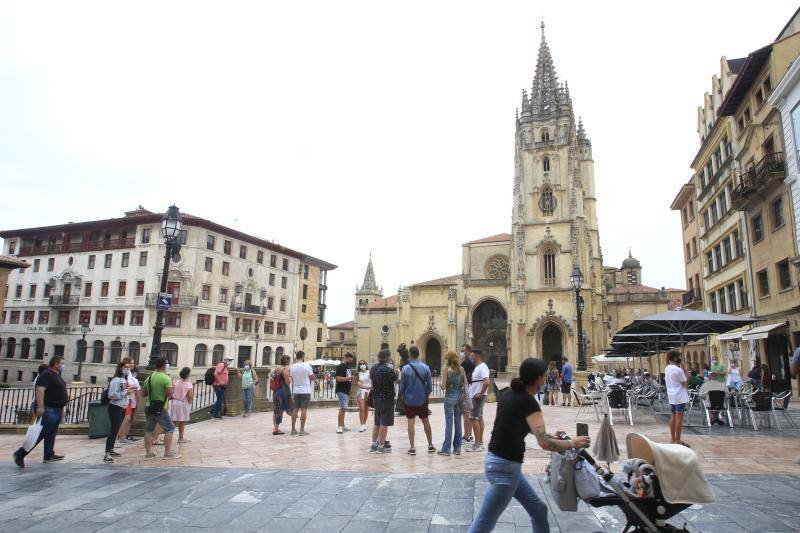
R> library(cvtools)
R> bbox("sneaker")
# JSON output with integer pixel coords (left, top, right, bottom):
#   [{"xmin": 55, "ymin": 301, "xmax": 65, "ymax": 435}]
[
  {"xmin": 342, "ymin": 426, "xmax": 351, "ymax": 432},
  {"xmin": 454, "ymin": 448, "xmax": 461, "ymax": 456},
  {"xmin": 466, "ymin": 444, "xmax": 484, "ymax": 452},
  {"xmin": 108, "ymin": 450, "xmax": 122, "ymax": 457},
  {"xmin": 118, "ymin": 439, "xmax": 133, "ymax": 446},
  {"xmin": 437, "ymin": 450, "xmax": 451, "ymax": 456},
  {"xmin": 369, "ymin": 443, "xmax": 379, "ymax": 453},
  {"xmin": 408, "ymin": 448, "xmax": 416, "ymax": 456},
  {"xmin": 376, "ymin": 445, "xmax": 387, "ymax": 454},
  {"xmin": 463, "ymin": 436, "xmax": 474, "ymax": 443},
  {"xmin": 384, "ymin": 441, "xmax": 392, "ymax": 451},
  {"xmin": 43, "ymin": 454, "xmax": 65, "ymax": 463},
  {"xmin": 299, "ymin": 431, "xmax": 310, "ymax": 436},
  {"xmin": 12, "ymin": 450, "xmax": 24, "ymax": 469},
  {"xmin": 144, "ymin": 452, "xmax": 158, "ymax": 461},
  {"xmin": 427, "ymin": 445, "xmax": 436, "ymax": 454},
  {"xmin": 163, "ymin": 451, "xmax": 182, "ymax": 460},
  {"xmin": 291, "ymin": 430, "xmax": 298, "ymax": 436},
  {"xmin": 337, "ymin": 426, "xmax": 344, "ymax": 434},
  {"xmin": 103, "ymin": 454, "xmax": 114, "ymax": 463},
  {"xmin": 125, "ymin": 436, "xmax": 139, "ymax": 442},
  {"xmin": 358, "ymin": 425, "xmax": 366, "ymax": 432}
]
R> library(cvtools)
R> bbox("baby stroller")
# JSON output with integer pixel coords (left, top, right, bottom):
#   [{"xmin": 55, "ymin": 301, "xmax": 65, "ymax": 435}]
[{"xmin": 551, "ymin": 433, "xmax": 715, "ymax": 533}]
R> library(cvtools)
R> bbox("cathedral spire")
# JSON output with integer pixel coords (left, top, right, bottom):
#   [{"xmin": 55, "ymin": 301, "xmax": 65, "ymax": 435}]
[
  {"xmin": 358, "ymin": 253, "xmax": 380, "ymax": 294},
  {"xmin": 530, "ymin": 22, "xmax": 560, "ymax": 116}
]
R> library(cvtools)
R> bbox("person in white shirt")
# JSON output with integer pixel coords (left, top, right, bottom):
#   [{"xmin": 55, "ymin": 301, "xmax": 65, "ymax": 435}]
[
  {"xmin": 289, "ymin": 351, "xmax": 315, "ymax": 436},
  {"xmin": 466, "ymin": 350, "xmax": 491, "ymax": 453},
  {"xmin": 664, "ymin": 350, "xmax": 690, "ymax": 447}
]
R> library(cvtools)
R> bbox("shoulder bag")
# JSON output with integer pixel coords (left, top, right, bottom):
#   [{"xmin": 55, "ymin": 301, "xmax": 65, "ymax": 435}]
[
  {"xmin": 143, "ymin": 376, "xmax": 165, "ymax": 416},
  {"xmin": 549, "ymin": 449, "xmax": 579, "ymax": 512},
  {"xmin": 459, "ymin": 369, "xmax": 473, "ymax": 412}
]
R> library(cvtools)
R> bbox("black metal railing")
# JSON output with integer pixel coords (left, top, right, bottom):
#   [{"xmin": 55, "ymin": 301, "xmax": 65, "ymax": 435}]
[
  {"xmin": 145, "ymin": 293, "xmax": 199, "ymax": 308},
  {"xmin": 682, "ymin": 288, "xmax": 701, "ymax": 306},
  {"xmin": 48, "ymin": 295, "xmax": 80, "ymax": 306},
  {"xmin": 731, "ymin": 152, "xmax": 786, "ymax": 209},
  {"xmin": 0, "ymin": 385, "xmax": 104, "ymax": 425},
  {"xmin": 230, "ymin": 302, "xmax": 265, "ymax": 315}
]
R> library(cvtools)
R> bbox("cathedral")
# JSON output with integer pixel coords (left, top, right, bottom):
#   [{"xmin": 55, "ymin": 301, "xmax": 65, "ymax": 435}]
[{"xmin": 338, "ymin": 25, "xmax": 679, "ymax": 375}]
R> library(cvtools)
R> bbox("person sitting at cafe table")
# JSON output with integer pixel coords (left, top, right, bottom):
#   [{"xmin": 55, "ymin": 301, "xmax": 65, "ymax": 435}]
[
  {"xmin": 709, "ymin": 356, "xmax": 727, "ymax": 384},
  {"xmin": 687, "ymin": 370, "xmax": 704, "ymax": 389}
]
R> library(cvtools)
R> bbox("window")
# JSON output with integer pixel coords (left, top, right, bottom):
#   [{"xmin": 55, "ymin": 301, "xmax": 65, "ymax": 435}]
[
  {"xmin": 543, "ymin": 156, "xmax": 550, "ymax": 172},
  {"xmin": 201, "ymin": 284, "xmax": 211, "ymax": 300},
  {"xmin": 279, "ymin": 299, "xmax": 286, "ymax": 312},
  {"xmin": 95, "ymin": 310, "xmax": 108, "ymax": 325},
  {"xmin": 212, "ymin": 344, "xmax": 225, "ymax": 365},
  {"xmin": 112, "ymin": 311, "xmax": 126, "ymax": 325},
  {"xmin": 777, "ymin": 260, "xmax": 791, "ymax": 291},
  {"xmin": 281, "ymin": 276, "xmax": 287, "ymax": 289},
  {"xmin": 14, "ymin": 285, "xmax": 22, "ymax": 298},
  {"xmin": 47, "ymin": 258, "xmax": 55, "ymax": 272},
  {"xmin": 141, "ymin": 227, "xmax": 151, "ymax": 244},
  {"xmin": 139, "ymin": 251, "xmax": 148, "ymax": 266},
  {"xmin": 724, "ymin": 136, "xmax": 733, "ymax": 158},
  {"xmin": 130, "ymin": 310, "xmax": 144, "ymax": 325},
  {"xmin": 270, "ymin": 254, "xmax": 277, "ymax": 267},
  {"xmin": 215, "ymin": 316, "xmax": 227, "ymax": 330},
  {"xmin": 691, "ymin": 237, "xmax": 698, "ymax": 257},
  {"xmin": 713, "ymin": 148, "xmax": 722, "ymax": 169},
  {"xmin": 267, "ymin": 296, "xmax": 274, "ymax": 310},
  {"xmin": 262, "ymin": 346, "xmax": 272, "ymax": 366},
  {"xmin": 317, "ymin": 328, "xmax": 323, "ymax": 343},
  {"xmin": 699, "ymin": 169, "xmax": 707, "ymax": 189},
  {"xmin": 722, "ymin": 238, "xmax": 732, "ymax": 265},
  {"xmin": 733, "ymin": 230, "xmax": 742, "ymax": 258},
  {"xmin": 101, "ymin": 282, "xmax": 109, "ymax": 297},
  {"xmin": 57, "ymin": 311, "xmax": 70, "ymax": 325},
  {"xmin": 28, "ymin": 284, "xmax": 36, "ymax": 298},
  {"xmin": 118, "ymin": 281, "xmax": 127, "ymax": 297},
  {"xmin": 223, "ymin": 240, "xmax": 232, "ymax": 255},
  {"xmin": 239, "ymin": 245, "xmax": 247, "ymax": 259},
  {"xmin": 207, "ymin": 234, "xmax": 216, "ymax": 250},
  {"xmin": 702, "ymin": 210, "xmax": 710, "ymax": 231},
  {"xmin": 727, "ymin": 283, "xmax": 737, "ymax": 311},
  {"xmin": 303, "ymin": 264, "xmax": 309, "ymax": 279},
  {"xmin": 269, "ymin": 273, "xmax": 275, "ymax": 286},
  {"xmin": 685, "ymin": 243, "xmax": 691, "ymax": 263},
  {"xmin": 713, "ymin": 245, "xmax": 722, "ymax": 271},
  {"xmin": 194, "ymin": 344, "xmax": 208, "ymax": 367},
  {"xmin": 92, "ymin": 341, "xmax": 104, "ymax": 363},
  {"xmin": 301, "ymin": 304, "xmax": 307, "ymax": 313},
  {"xmin": 543, "ymin": 248, "xmax": 556, "ymax": 285},
  {"xmin": 540, "ymin": 185, "xmax": 555, "ymax": 216},
  {"xmin": 205, "ymin": 257, "xmax": 213, "ymax": 272},
  {"xmin": 222, "ymin": 262, "xmax": 230, "ymax": 276},
  {"xmin": 277, "ymin": 322, "xmax": 286, "ymax": 335},
  {"xmin": 24, "ymin": 311, "xmax": 34, "ymax": 324},
  {"xmin": 763, "ymin": 77, "xmax": 772, "ymax": 93},
  {"xmin": 257, "ymin": 250, "xmax": 264, "ymax": 264},
  {"xmin": 737, "ymin": 116, "xmax": 745, "ymax": 133},
  {"xmin": 79, "ymin": 310, "xmax": 91, "ymax": 325},
  {"xmin": 744, "ymin": 107, "xmax": 751, "ymax": 124},
  {"xmin": 128, "ymin": 341, "xmax": 140, "ymax": 364},
  {"xmin": 178, "ymin": 229, "xmax": 188, "ymax": 245},
  {"xmin": 706, "ymin": 251, "xmax": 714, "ymax": 273},
  {"xmin": 264, "ymin": 321, "xmax": 274, "ymax": 334},
  {"xmin": 19, "ymin": 338, "xmax": 31, "ymax": 359},
  {"xmin": 160, "ymin": 343, "xmax": 178, "ymax": 366},
  {"xmin": 135, "ymin": 280, "xmax": 145, "ymax": 296},
  {"xmin": 88, "ymin": 255, "xmax": 96, "ymax": 269},
  {"xmin": 197, "ymin": 314, "xmax": 210, "ymax": 329},
  {"xmin": 235, "ymin": 318, "xmax": 240, "ymax": 332},
  {"xmin": 771, "ymin": 197, "xmax": 785, "ymax": 229},
  {"xmin": 717, "ymin": 288, "xmax": 727, "ymax": 314},
  {"xmin": 38, "ymin": 311, "xmax": 49, "ymax": 325},
  {"xmin": 242, "ymin": 319, "xmax": 253, "ymax": 332},
  {"xmin": 8, "ymin": 241, "xmax": 15, "ymax": 254},
  {"xmin": 75, "ymin": 340, "xmax": 87, "ymax": 363},
  {"xmin": 104, "ymin": 254, "xmax": 112, "ymax": 268},
  {"xmin": 710, "ymin": 201, "xmax": 718, "ymax": 225},
  {"xmin": 282, "ymin": 258, "xmax": 288, "ymax": 271},
  {"xmin": 719, "ymin": 191, "xmax": 728, "ymax": 215},
  {"xmin": 706, "ymin": 160, "xmax": 714, "ymax": 182},
  {"xmin": 84, "ymin": 282, "xmax": 92, "ymax": 297},
  {"xmin": 757, "ymin": 269, "xmax": 769, "ymax": 298},
  {"xmin": 165, "ymin": 312, "xmax": 181, "ymax": 327},
  {"xmin": 5, "ymin": 338, "xmax": 15, "ymax": 357},
  {"xmin": 219, "ymin": 287, "xmax": 228, "ymax": 303},
  {"xmin": 33, "ymin": 259, "xmax": 40, "ymax": 272},
  {"xmin": 121, "ymin": 252, "xmax": 129, "ymax": 268},
  {"xmin": 302, "ymin": 284, "xmax": 309, "ymax": 299},
  {"xmin": 751, "ymin": 213, "xmax": 764, "ymax": 242},
  {"xmin": 710, "ymin": 291, "xmax": 717, "ymax": 313},
  {"xmin": 109, "ymin": 341, "xmax": 122, "ymax": 364},
  {"xmin": 10, "ymin": 311, "xmax": 20, "ymax": 324}
]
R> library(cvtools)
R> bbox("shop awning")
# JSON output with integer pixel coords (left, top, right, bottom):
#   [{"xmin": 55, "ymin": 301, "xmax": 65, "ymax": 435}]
[
  {"xmin": 741, "ymin": 322, "xmax": 787, "ymax": 341},
  {"xmin": 716, "ymin": 330, "xmax": 745, "ymax": 341}
]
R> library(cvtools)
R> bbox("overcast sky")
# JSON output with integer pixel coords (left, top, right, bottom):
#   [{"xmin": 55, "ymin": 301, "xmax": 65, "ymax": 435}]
[{"xmin": 1, "ymin": 1, "xmax": 798, "ymax": 327}]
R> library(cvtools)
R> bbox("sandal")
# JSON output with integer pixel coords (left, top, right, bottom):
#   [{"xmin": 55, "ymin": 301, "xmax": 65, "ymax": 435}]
[
  {"xmin": 153, "ymin": 440, "xmax": 165, "ymax": 446},
  {"xmin": 408, "ymin": 448, "xmax": 416, "ymax": 456},
  {"xmin": 178, "ymin": 439, "xmax": 190, "ymax": 444},
  {"xmin": 272, "ymin": 431, "xmax": 284, "ymax": 435},
  {"xmin": 679, "ymin": 441, "xmax": 691, "ymax": 448}
]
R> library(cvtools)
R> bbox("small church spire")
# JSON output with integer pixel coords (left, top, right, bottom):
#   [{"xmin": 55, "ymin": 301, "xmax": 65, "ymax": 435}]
[
  {"xmin": 358, "ymin": 253, "xmax": 381, "ymax": 295},
  {"xmin": 530, "ymin": 21, "xmax": 560, "ymax": 116}
]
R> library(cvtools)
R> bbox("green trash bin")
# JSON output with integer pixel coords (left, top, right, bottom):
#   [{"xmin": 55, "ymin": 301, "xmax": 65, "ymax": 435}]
[{"xmin": 88, "ymin": 401, "xmax": 110, "ymax": 439}]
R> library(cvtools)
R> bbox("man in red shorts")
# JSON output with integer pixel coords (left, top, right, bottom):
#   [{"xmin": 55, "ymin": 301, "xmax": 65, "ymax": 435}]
[{"xmin": 399, "ymin": 345, "xmax": 434, "ymax": 455}]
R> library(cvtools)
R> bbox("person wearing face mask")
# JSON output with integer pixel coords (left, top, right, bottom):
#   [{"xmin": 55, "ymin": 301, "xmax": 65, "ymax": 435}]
[
  {"xmin": 104, "ymin": 361, "xmax": 131, "ymax": 463},
  {"xmin": 13, "ymin": 356, "xmax": 69, "ymax": 468},
  {"xmin": 355, "ymin": 359, "xmax": 372, "ymax": 432},
  {"xmin": 241, "ymin": 360, "xmax": 259, "ymax": 417},
  {"xmin": 169, "ymin": 367, "xmax": 194, "ymax": 443},
  {"xmin": 665, "ymin": 350, "xmax": 690, "ymax": 447},
  {"xmin": 116, "ymin": 358, "xmax": 141, "ymax": 446}
]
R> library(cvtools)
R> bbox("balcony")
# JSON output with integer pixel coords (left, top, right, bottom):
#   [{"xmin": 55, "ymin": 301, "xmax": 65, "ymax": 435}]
[
  {"xmin": 48, "ymin": 295, "xmax": 80, "ymax": 307},
  {"xmin": 682, "ymin": 289, "xmax": 701, "ymax": 307},
  {"xmin": 230, "ymin": 302, "xmax": 266, "ymax": 315},
  {"xmin": 731, "ymin": 152, "xmax": 786, "ymax": 211},
  {"xmin": 144, "ymin": 293, "xmax": 198, "ymax": 308}
]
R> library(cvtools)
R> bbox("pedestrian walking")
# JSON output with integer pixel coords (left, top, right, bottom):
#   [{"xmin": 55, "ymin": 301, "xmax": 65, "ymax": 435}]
[
  {"xmin": 665, "ymin": 350, "xmax": 690, "ymax": 447},
  {"xmin": 290, "ymin": 351, "xmax": 314, "ymax": 436},
  {"xmin": 369, "ymin": 349, "xmax": 398, "ymax": 453},
  {"xmin": 399, "ymin": 345, "xmax": 434, "ymax": 455},
  {"xmin": 469, "ymin": 358, "xmax": 590, "ymax": 533},
  {"xmin": 438, "ymin": 350, "xmax": 465, "ymax": 456},
  {"xmin": 545, "ymin": 362, "xmax": 559, "ymax": 406},
  {"xmin": 272, "ymin": 355, "xmax": 292, "ymax": 435},
  {"xmin": 335, "ymin": 353, "xmax": 354, "ymax": 434},
  {"xmin": 355, "ymin": 359, "xmax": 371, "ymax": 432},
  {"xmin": 467, "ymin": 350, "xmax": 490, "ymax": 453},
  {"xmin": 210, "ymin": 356, "xmax": 232, "ymax": 418},
  {"xmin": 13, "ymin": 355, "xmax": 68, "ymax": 468},
  {"xmin": 168, "ymin": 367, "xmax": 193, "ymax": 444},
  {"xmin": 143, "ymin": 357, "xmax": 181, "ymax": 460},
  {"xmin": 560, "ymin": 357, "xmax": 573, "ymax": 406},
  {"xmin": 241, "ymin": 360, "xmax": 258, "ymax": 417},
  {"xmin": 460, "ymin": 344, "xmax": 475, "ymax": 444},
  {"xmin": 104, "ymin": 362, "xmax": 130, "ymax": 463}
]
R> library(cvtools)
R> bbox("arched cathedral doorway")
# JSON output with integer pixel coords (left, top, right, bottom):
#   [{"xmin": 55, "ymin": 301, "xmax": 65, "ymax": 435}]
[
  {"xmin": 541, "ymin": 324, "xmax": 563, "ymax": 370},
  {"xmin": 473, "ymin": 300, "xmax": 508, "ymax": 373},
  {"xmin": 424, "ymin": 338, "xmax": 442, "ymax": 376}
]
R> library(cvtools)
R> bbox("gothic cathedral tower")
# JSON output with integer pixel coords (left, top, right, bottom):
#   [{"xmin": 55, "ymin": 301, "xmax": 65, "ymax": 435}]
[{"xmin": 508, "ymin": 23, "xmax": 607, "ymax": 371}]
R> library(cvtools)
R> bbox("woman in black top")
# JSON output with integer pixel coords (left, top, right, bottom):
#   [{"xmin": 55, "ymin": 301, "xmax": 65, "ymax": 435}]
[{"xmin": 468, "ymin": 358, "xmax": 590, "ymax": 533}]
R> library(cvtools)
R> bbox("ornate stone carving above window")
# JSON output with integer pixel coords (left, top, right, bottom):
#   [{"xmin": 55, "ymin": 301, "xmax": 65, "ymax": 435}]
[{"xmin": 485, "ymin": 255, "xmax": 510, "ymax": 280}]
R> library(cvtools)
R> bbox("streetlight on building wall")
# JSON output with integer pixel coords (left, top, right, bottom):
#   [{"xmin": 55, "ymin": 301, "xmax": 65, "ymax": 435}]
[
  {"xmin": 570, "ymin": 264, "xmax": 586, "ymax": 372},
  {"xmin": 147, "ymin": 205, "xmax": 182, "ymax": 369}
]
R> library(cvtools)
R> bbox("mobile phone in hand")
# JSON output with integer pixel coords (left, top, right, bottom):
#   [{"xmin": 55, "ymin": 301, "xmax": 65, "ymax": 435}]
[{"xmin": 576, "ymin": 423, "xmax": 589, "ymax": 437}]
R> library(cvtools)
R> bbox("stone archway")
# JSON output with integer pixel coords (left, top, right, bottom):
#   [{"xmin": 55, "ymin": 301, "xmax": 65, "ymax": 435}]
[
  {"xmin": 472, "ymin": 299, "xmax": 508, "ymax": 373},
  {"xmin": 541, "ymin": 324, "xmax": 563, "ymax": 370},
  {"xmin": 424, "ymin": 338, "xmax": 442, "ymax": 376}
]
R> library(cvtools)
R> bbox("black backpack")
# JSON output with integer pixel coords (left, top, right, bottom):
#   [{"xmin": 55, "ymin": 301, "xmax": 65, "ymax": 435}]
[
  {"xmin": 204, "ymin": 367, "xmax": 216, "ymax": 386},
  {"xmin": 100, "ymin": 387, "xmax": 110, "ymax": 405}
]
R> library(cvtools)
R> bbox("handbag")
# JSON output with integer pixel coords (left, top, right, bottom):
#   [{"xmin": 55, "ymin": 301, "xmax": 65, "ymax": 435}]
[
  {"xmin": 574, "ymin": 457, "xmax": 601, "ymax": 500},
  {"xmin": 22, "ymin": 418, "xmax": 43, "ymax": 452},
  {"xmin": 549, "ymin": 449, "xmax": 579, "ymax": 512},
  {"xmin": 459, "ymin": 369, "xmax": 473, "ymax": 412},
  {"xmin": 366, "ymin": 390, "xmax": 374, "ymax": 408},
  {"xmin": 143, "ymin": 376, "xmax": 165, "ymax": 416}
]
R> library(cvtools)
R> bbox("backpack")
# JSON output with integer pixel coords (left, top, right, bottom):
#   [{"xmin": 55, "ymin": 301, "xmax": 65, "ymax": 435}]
[
  {"xmin": 204, "ymin": 367, "xmax": 216, "ymax": 386},
  {"xmin": 100, "ymin": 387, "xmax": 110, "ymax": 405},
  {"xmin": 270, "ymin": 370, "xmax": 283, "ymax": 393}
]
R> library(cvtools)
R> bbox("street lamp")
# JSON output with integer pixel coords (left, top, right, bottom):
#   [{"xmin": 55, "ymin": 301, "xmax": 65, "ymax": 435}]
[
  {"xmin": 570, "ymin": 264, "xmax": 586, "ymax": 372},
  {"xmin": 147, "ymin": 205, "xmax": 183, "ymax": 369},
  {"xmin": 77, "ymin": 319, "xmax": 90, "ymax": 380}
]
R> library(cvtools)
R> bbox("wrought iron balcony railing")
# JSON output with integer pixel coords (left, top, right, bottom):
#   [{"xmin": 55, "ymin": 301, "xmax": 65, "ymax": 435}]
[{"xmin": 731, "ymin": 152, "xmax": 786, "ymax": 210}]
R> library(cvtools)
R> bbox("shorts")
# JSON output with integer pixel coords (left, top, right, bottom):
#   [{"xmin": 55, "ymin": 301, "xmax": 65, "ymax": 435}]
[
  {"xmin": 294, "ymin": 393, "xmax": 311, "ymax": 409},
  {"xmin": 405, "ymin": 401, "xmax": 430, "ymax": 419},
  {"xmin": 336, "ymin": 392, "xmax": 350, "ymax": 409},
  {"xmin": 373, "ymin": 398, "xmax": 395, "ymax": 426},
  {"xmin": 470, "ymin": 396, "xmax": 486, "ymax": 420},
  {"xmin": 145, "ymin": 409, "xmax": 175, "ymax": 433},
  {"xmin": 670, "ymin": 403, "xmax": 686, "ymax": 414},
  {"xmin": 560, "ymin": 381, "xmax": 572, "ymax": 395},
  {"xmin": 358, "ymin": 388, "xmax": 370, "ymax": 400}
]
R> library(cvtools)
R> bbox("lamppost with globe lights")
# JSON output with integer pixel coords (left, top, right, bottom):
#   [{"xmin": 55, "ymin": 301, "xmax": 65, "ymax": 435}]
[
  {"xmin": 147, "ymin": 205, "xmax": 183, "ymax": 369},
  {"xmin": 76, "ymin": 319, "xmax": 91, "ymax": 381},
  {"xmin": 570, "ymin": 264, "xmax": 586, "ymax": 372}
]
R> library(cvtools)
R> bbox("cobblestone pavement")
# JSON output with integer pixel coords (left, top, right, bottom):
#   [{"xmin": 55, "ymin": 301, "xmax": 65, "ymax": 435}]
[{"xmin": 0, "ymin": 462, "xmax": 798, "ymax": 532}]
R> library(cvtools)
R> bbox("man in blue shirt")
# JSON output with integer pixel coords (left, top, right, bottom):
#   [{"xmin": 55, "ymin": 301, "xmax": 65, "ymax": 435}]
[
  {"xmin": 399, "ymin": 345, "xmax": 433, "ymax": 455},
  {"xmin": 560, "ymin": 357, "xmax": 573, "ymax": 406}
]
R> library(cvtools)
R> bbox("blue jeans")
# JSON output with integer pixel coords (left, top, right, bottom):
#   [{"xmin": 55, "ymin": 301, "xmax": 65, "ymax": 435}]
[
  {"xmin": 211, "ymin": 386, "xmax": 226, "ymax": 417},
  {"xmin": 242, "ymin": 387, "xmax": 255, "ymax": 414},
  {"xmin": 17, "ymin": 406, "xmax": 62, "ymax": 460},
  {"xmin": 442, "ymin": 390, "xmax": 463, "ymax": 453},
  {"xmin": 469, "ymin": 452, "xmax": 549, "ymax": 533}
]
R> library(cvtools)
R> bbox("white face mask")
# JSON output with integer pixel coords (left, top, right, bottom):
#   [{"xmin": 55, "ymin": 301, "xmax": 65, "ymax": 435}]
[
  {"xmin": 244, "ymin": 365, "xmax": 250, "ymax": 371},
  {"xmin": 360, "ymin": 364, "xmax": 366, "ymax": 370},
  {"xmin": 122, "ymin": 369, "xmax": 130, "ymax": 377}
]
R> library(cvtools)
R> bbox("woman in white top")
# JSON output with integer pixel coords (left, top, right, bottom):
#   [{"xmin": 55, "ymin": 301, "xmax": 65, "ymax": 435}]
[
  {"xmin": 354, "ymin": 359, "xmax": 371, "ymax": 432},
  {"xmin": 664, "ymin": 350, "xmax": 690, "ymax": 447},
  {"xmin": 117, "ymin": 358, "xmax": 141, "ymax": 445},
  {"xmin": 727, "ymin": 360, "xmax": 742, "ymax": 390}
]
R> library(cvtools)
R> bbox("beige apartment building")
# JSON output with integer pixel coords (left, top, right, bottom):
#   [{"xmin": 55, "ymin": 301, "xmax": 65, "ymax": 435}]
[{"xmin": 0, "ymin": 208, "xmax": 335, "ymax": 385}]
